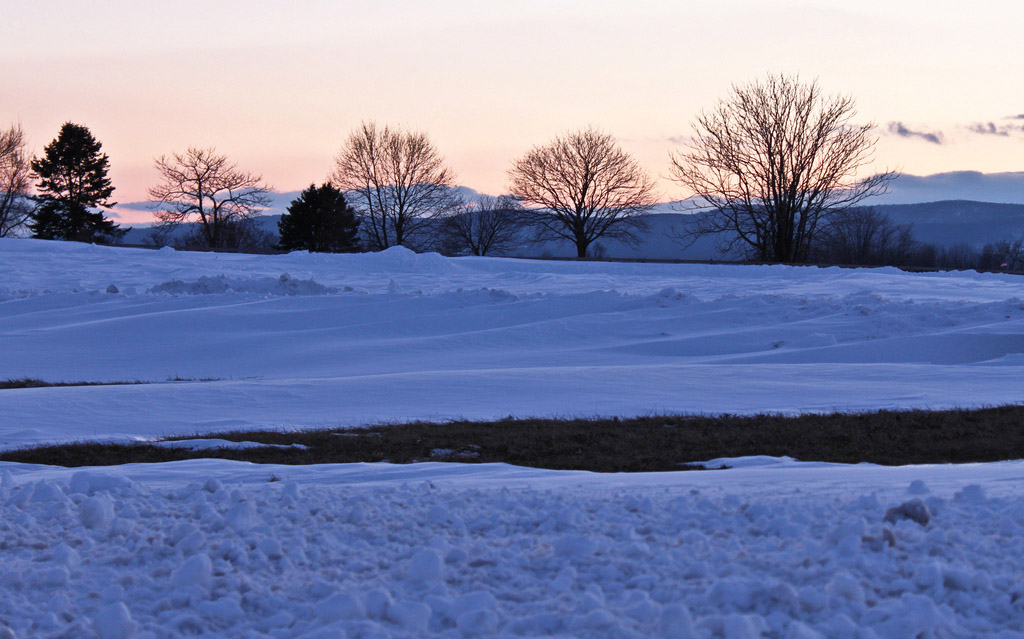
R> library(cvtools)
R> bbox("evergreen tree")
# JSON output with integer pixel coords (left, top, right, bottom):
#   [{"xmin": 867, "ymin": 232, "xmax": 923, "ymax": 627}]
[
  {"xmin": 30, "ymin": 122, "xmax": 124, "ymax": 242},
  {"xmin": 278, "ymin": 183, "xmax": 361, "ymax": 252}
]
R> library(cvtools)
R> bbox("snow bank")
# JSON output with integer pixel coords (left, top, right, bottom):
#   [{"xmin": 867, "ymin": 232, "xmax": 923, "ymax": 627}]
[
  {"xmin": 149, "ymin": 273, "xmax": 335, "ymax": 296},
  {"xmin": 1, "ymin": 459, "xmax": 1023, "ymax": 638}
]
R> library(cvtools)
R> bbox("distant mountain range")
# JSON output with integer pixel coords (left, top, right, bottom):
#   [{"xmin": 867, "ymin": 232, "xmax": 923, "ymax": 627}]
[
  {"xmin": 872, "ymin": 171, "xmax": 1024, "ymax": 206},
  {"xmin": 875, "ymin": 200, "xmax": 1024, "ymax": 248}
]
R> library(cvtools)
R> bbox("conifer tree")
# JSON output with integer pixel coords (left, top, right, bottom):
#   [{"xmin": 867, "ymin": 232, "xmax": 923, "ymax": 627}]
[
  {"xmin": 278, "ymin": 183, "xmax": 361, "ymax": 252},
  {"xmin": 30, "ymin": 122, "xmax": 124, "ymax": 242}
]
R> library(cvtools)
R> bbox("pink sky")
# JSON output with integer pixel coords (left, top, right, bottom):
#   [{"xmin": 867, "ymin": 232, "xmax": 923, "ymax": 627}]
[{"xmin": 5, "ymin": 1, "xmax": 1024, "ymax": 223}]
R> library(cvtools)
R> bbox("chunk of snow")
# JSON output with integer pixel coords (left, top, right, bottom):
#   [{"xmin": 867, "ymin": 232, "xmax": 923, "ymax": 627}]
[
  {"xmin": 658, "ymin": 604, "xmax": 695, "ymax": 638},
  {"xmin": 408, "ymin": 548, "xmax": 444, "ymax": 582},
  {"xmin": 171, "ymin": 554, "xmax": 212, "ymax": 590},
  {"xmin": 69, "ymin": 472, "xmax": 135, "ymax": 496},
  {"xmin": 93, "ymin": 602, "xmax": 136, "ymax": 639},
  {"xmin": 457, "ymin": 608, "xmax": 498, "ymax": 637},
  {"xmin": 29, "ymin": 481, "xmax": 65, "ymax": 503},
  {"xmin": 80, "ymin": 495, "xmax": 115, "ymax": 530},
  {"xmin": 387, "ymin": 600, "xmax": 431, "ymax": 632},
  {"xmin": 197, "ymin": 597, "xmax": 245, "ymax": 622},
  {"xmin": 314, "ymin": 593, "xmax": 367, "ymax": 622},
  {"xmin": 224, "ymin": 501, "xmax": 256, "ymax": 531},
  {"xmin": 884, "ymin": 498, "xmax": 931, "ymax": 526},
  {"xmin": 956, "ymin": 484, "xmax": 987, "ymax": 502},
  {"xmin": 908, "ymin": 479, "xmax": 930, "ymax": 495}
]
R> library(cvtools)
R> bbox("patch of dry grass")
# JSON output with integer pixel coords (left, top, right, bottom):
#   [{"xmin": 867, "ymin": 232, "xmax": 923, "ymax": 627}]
[{"xmin": 4, "ymin": 406, "xmax": 1024, "ymax": 471}]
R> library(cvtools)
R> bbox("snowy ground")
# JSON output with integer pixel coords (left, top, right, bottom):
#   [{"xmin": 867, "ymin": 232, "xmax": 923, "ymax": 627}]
[
  {"xmin": 4, "ymin": 460, "xmax": 1024, "ymax": 638},
  {"xmin": 2, "ymin": 239, "xmax": 1024, "ymax": 448},
  {"xmin": 3, "ymin": 239, "xmax": 1024, "ymax": 638}
]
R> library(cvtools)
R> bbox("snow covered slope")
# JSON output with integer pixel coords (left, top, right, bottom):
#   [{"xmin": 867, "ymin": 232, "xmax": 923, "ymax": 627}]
[{"xmin": 2, "ymin": 238, "xmax": 1024, "ymax": 448}]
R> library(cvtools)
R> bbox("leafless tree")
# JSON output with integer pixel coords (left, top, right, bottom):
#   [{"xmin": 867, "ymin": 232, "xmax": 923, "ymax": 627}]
[
  {"xmin": 669, "ymin": 75, "xmax": 896, "ymax": 263},
  {"xmin": 998, "ymin": 239, "xmax": 1024, "ymax": 270},
  {"xmin": 331, "ymin": 121, "xmax": 461, "ymax": 252},
  {"xmin": 937, "ymin": 242, "xmax": 978, "ymax": 270},
  {"xmin": 148, "ymin": 147, "xmax": 272, "ymax": 250},
  {"xmin": 979, "ymin": 238, "xmax": 1024, "ymax": 271},
  {"xmin": 508, "ymin": 127, "xmax": 656, "ymax": 258},
  {"xmin": 0, "ymin": 123, "xmax": 33, "ymax": 237},
  {"xmin": 812, "ymin": 208, "xmax": 917, "ymax": 266},
  {"xmin": 440, "ymin": 195, "xmax": 525, "ymax": 256}
]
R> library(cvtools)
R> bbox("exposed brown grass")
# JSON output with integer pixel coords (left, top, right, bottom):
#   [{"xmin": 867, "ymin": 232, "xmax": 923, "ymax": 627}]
[
  {"xmin": 4, "ymin": 405, "xmax": 1024, "ymax": 471},
  {"xmin": 0, "ymin": 377, "xmax": 221, "ymax": 390}
]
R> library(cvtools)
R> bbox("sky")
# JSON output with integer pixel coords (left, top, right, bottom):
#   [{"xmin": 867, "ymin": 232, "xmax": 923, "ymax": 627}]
[{"xmin": 4, "ymin": 0, "xmax": 1024, "ymax": 223}]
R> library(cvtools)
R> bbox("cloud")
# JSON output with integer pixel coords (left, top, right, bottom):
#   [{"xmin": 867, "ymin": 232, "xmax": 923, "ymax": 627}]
[
  {"xmin": 887, "ymin": 121, "xmax": 943, "ymax": 145},
  {"xmin": 1007, "ymin": 114, "xmax": 1024, "ymax": 120},
  {"xmin": 967, "ymin": 122, "xmax": 1011, "ymax": 136},
  {"xmin": 666, "ymin": 135, "xmax": 690, "ymax": 145},
  {"xmin": 966, "ymin": 121, "xmax": 1024, "ymax": 137}
]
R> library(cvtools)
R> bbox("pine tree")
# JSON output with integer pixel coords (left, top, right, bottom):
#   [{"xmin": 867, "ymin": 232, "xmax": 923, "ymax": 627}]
[
  {"xmin": 278, "ymin": 183, "xmax": 361, "ymax": 252},
  {"xmin": 30, "ymin": 122, "xmax": 124, "ymax": 242}
]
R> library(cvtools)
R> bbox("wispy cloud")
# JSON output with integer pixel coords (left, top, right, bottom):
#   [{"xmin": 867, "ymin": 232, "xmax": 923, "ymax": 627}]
[
  {"xmin": 1007, "ymin": 114, "xmax": 1024, "ymax": 120},
  {"xmin": 887, "ymin": 121, "xmax": 943, "ymax": 145},
  {"xmin": 968, "ymin": 122, "xmax": 1022, "ymax": 136},
  {"xmin": 666, "ymin": 135, "xmax": 690, "ymax": 145},
  {"xmin": 968, "ymin": 122, "xmax": 1011, "ymax": 136},
  {"xmin": 964, "ymin": 121, "xmax": 1024, "ymax": 137}
]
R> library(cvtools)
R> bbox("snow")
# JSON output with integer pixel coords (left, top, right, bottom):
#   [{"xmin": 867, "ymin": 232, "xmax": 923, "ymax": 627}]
[
  {"xmin": 4, "ymin": 238, "xmax": 1024, "ymax": 637},
  {"xmin": 152, "ymin": 439, "xmax": 309, "ymax": 451},
  {"xmin": 2, "ymin": 460, "xmax": 1024, "ymax": 637},
  {"xmin": 3, "ymin": 239, "xmax": 1024, "ymax": 448}
]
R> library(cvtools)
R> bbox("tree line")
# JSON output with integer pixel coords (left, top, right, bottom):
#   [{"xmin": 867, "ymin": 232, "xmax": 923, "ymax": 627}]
[{"xmin": 3, "ymin": 74, "xmax": 1022, "ymax": 270}]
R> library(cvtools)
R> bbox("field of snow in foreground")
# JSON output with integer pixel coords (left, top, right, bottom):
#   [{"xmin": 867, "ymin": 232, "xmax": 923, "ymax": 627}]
[
  {"xmin": 2, "ymin": 239, "xmax": 1024, "ymax": 447},
  {"xmin": 3, "ymin": 459, "xmax": 1024, "ymax": 638}
]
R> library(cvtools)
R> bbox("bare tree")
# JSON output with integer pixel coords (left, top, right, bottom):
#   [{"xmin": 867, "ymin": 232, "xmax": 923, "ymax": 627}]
[
  {"xmin": 0, "ymin": 123, "xmax": 33, "ymax": 237},
  {"xmin": 148, "ymin": 147, "xmax": 272, "ymax": 250},
  {"xmin": 979, "ymin": 238, "xmax": 1024, "ymax": 271},
  {"xmin": 669, "ymin": 75, "xmax": 896, "ymax": 263},
  {"xmin": 440, "ymin": 195, "xmax": 525, "ymax": 256},
  {"xmin": 508, "ymin": 127, "xmax": 656, "ymax": 258},
  {"xmin": 937, "ymin": 243, "xmax": 978, "ymax": 270},
  {"xmin": 331, "ymin": 121, "xmax": 461, "ymax": 251},
  {"xmin": 998, "ymin": 238, "xmax": 1024, "ymax": 270},
  {"xmin": 812, "ymin": 208, "xmax": 917, "ymax": 266}
]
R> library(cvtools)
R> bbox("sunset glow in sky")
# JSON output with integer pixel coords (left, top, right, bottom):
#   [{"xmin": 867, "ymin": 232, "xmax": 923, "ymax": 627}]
[{"xmin": 5, "ymin": 0, "xmax": 1024, "ymax": 222}]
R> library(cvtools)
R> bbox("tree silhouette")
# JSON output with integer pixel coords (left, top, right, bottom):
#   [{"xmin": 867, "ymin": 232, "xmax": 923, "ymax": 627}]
[
  {"xmin": 0, "ymin": 123, "xmax": 33, "ymax": 237},
  {"xmin": 670, "ymin": 75, "xmax": 895, "ymax": 263},
  {"xmin": 278, "ymin": 183, "xmax": 361, "ymax": 252},
  {"xmin": 148, "ymin": 147, "xmax": 271, "ymax": 250},
  {"xmin": 332, "ymin": 121, "xmax": 461, "ymax": 251},
  {"xmin": 508, "ymin": 128, "xmax": 655, "ymax": 258},
  {"xmin": 440, "ymin": 195, "xmax": 525, "ymax": 256},
  {"xmin": 30, "ymin": 122, "xmax": 123, "ymax": 242}
]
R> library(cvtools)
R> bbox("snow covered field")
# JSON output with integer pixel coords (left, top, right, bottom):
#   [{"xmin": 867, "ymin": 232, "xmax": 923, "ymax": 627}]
[
  {"xmin": 2, "ymin": 239, "xmax": 1024, "ymax": 448},
  {"xmin": 3, "ymin": 238, "xmax": 1024, "ymax": 638}
]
